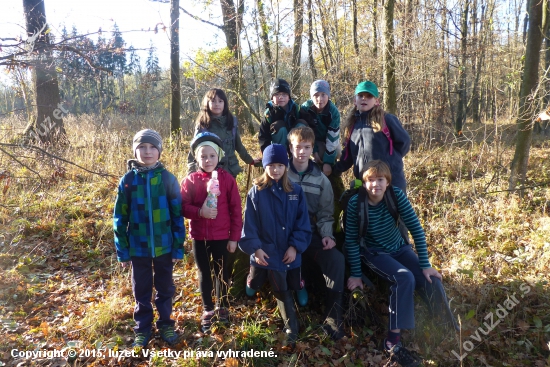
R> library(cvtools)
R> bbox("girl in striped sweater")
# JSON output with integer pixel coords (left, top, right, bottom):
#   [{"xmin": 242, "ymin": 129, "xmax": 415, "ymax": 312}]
[{"xmin": 345, "ymin": 160, "xmax": 441, "ymax": 366}]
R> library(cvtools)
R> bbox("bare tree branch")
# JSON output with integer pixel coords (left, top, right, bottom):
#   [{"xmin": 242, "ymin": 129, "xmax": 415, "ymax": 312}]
[{"xmin": 179, "ymin": 6, "xmax": 224, "ymax": 30}]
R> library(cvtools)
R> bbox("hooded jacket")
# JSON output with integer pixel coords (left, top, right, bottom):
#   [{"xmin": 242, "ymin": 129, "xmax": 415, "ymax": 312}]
[
  {"xmin": 239, "ymin": 180, "xmax": 312, "ymax": 271},
  {"xmin": 181, "ymin": 167, "xmax": 242, "ymax": 241},
  {"xmin": 333, "ymin": 111, "xmax": 410, "ymax": 191},
  {"xmin": 113, "ymin": 163, "xmax": 185, "ymax": 262}
]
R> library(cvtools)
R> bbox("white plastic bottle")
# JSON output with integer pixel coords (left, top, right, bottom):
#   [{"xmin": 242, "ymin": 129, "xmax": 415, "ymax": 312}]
[{"xmin": 206, "ymin": 170, "xmax": 220, "ymax": 209}]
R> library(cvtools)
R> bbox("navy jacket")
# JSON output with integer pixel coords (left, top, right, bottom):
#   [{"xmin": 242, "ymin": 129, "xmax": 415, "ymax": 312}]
[
  {"xmin": 239, "ymin": 180, "xmax": 312, "ymax": 271},
  {"xmin": 333, "ymin": 111, "xmax": 410, "ymax": 191}
]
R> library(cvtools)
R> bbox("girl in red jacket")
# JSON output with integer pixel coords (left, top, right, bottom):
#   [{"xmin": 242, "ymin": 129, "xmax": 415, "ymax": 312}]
[{"xmin": 181, "ymin": 132, "xmax": 243, "ymax": 332}]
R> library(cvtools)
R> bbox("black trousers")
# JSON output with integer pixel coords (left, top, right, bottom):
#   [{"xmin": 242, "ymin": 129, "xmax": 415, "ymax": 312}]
[
  {"xmin": 131, "ymin": 253, "xmax": 175, "ymax": 332},
  {"xmin": 193, "ymin": 239, "xmax": 230, "ymax": 311}
]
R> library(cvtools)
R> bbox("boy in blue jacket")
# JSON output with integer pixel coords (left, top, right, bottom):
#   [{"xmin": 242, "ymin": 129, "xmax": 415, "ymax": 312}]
[
  {"xmin": 113, "ymin": 129, "xmax": 186, "ymax": 348},
  {"xmin": 240, "ymin": 144, "xmax": 311, "ymax": 348}
]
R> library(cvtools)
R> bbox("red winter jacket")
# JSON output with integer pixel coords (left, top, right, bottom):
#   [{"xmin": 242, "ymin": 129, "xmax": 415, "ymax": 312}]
[{"xmin": 181, "ymin": 168, "xmax": 242, "ymax": 241}]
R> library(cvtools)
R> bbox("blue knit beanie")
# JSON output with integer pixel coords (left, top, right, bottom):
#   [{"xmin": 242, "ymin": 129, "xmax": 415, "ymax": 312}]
[{"xmin": 262, "ymin": 144, "xmax": 289, "ymax": 168}]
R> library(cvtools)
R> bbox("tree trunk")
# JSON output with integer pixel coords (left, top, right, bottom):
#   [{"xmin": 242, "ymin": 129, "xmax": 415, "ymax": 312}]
[
  {"xmin": 508, "ymin": 0, "xmax": 544, "ymax": 192},
  {"xmin": 455, "ymin": 0, "xmax": 469, "ymax": 134},
  {"xmin": 307, "ymin": 0, "xmax": 317, "ymax": 78},
  {"xmin": 292, "ymin": 0, "xmax": 304, "ymax": 96},
  {"xmin": 220, "ymin": 0, "xmax": 255, "ymax": 132},
  {"xmin": 256, "ymin": 0, "xmax": 274, "ymax": 78},
  {"xmin": 170, "ymin": 0, "xmax": 181, "ymax": 134},
  {"xmin": 22, "ymin": 0, "xmax": 66, "ymax": 144},
  {"xmin": 352, "ymin": 0, "xmax": 359, "ymax": 55},
  {"xmin": 383, "ymin": 0, "xmax": 396, "ymax": 114},
  {"xmin": 372, "ymin": 0, "xmax": 378, "ymax": 58}
]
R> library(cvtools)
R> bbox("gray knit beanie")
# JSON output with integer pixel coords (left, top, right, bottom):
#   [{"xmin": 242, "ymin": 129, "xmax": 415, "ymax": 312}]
[
  {"xmin": 132, "ymin": 129, "xmax": 163, "ymax": 157},
  {"xmin": 310, "ymin": 80, "xmax": 331, "ymax": 99}
]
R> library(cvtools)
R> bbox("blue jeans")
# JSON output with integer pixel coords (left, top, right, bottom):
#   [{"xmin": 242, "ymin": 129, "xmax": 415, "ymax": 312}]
[
  {"xmin": 131, "ymin": 253, "xmax": 175, "ymax": 332},
  {"xmin": 361, "ymin": 245, "xmax": 434, "ymax": 330}
]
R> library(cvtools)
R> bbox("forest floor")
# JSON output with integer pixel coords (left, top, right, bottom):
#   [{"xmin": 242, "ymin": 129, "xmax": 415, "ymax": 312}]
[{"xmin": 0, "ymin": 115, "xmax": 549, "ymax": 367}]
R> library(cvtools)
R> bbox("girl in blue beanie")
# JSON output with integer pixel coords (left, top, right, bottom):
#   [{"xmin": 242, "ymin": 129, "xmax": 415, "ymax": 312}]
[{"xmin": 239, "ymin": 144, "xmax": 312, "ymax": 349}]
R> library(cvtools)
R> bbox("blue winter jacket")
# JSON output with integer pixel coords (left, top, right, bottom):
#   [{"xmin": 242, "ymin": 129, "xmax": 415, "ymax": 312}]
[{"xmin": 239, "ymin": 180, "xmax": 312, "ymax": 271}]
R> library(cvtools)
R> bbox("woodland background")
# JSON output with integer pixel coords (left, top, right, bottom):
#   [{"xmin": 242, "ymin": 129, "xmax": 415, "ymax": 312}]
[{"xmin": 0, "ymin": 0, "xmax": 549, "ymax": 366}]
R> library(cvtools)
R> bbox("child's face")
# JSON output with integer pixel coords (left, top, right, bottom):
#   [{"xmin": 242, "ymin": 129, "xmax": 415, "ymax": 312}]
[
  {"xmin": 363, "ymin": 174, "xmax": 389, "ymax": 201},
  {"xmin": 135, "ymin": 143, "xmax": 159, "ymax": 167},
  {"xmin": 272, "ymin": 92, "xmax": 290, "ymax": 108},
  {"xmin": 265, "ymin": 163, "xmax": 286, "ymax": 181},
  {"xmin": 312, "ymin": 92, "xmax": 329, "ymax": 111},
  {"xmin": 196, "ymin": 145, "xmax": 219, "ymax": 173},
  {"xmin": 354, "ymin": 92, "xmax": 378, "ymax": 113},
  {"xmin": 208, "ymin": 95, "xmax": 225, "ymax": 117},
  {"xmin": 289, "ymin": 139, "xmax": 313, "ymax": 165}
]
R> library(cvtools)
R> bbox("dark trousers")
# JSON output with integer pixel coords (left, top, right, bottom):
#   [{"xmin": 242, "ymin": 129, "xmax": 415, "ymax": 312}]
[
  {"xmin": 302, "ymin": 233, "xmax": 345, "ymax": 292},
  {"xmin": 131, "ymin": 253, "xmax": 175, "ymax": 332},
  {"xmin": 361, "ymin": 245, "xmax": 434, "ymax": 330},
  {"xmin": 192, "ymin": 239, "xmax": 230, "ymax": 311},
  {"xmin": 247, "ymin": 265, "xmax": 303, "ymax": 292}
]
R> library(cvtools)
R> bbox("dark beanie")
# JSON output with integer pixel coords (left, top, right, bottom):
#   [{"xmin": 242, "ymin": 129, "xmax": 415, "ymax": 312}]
[
  {"xmin": 133, "ymin": 129, "xmax": 163, "ymax": 157},
  {"xmin": 270, "ymin": 78, "xmax": 291, "ymax": 97},
  {"xmin": 262, "ymin": 144, "xmax": 289, "ymax": 168}
]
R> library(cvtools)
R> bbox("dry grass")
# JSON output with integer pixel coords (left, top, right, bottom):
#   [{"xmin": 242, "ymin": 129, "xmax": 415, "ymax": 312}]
[{"xmin": 0, "ymin": 114, "xmax": 549, "ymax": 366}]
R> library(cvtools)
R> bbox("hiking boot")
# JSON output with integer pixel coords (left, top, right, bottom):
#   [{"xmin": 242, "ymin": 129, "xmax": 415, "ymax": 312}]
[
  {"xmin": 385, "ymin": 340, "xmax": 421, "ymax": 367},
  {"xmin": 216, "ymin": 307, "xmax": 230, "ymax": 323},
  {"xmin": 200, "ymin": 310, "xmax": 215, "ymax": 333},
  {"xmin": 296, "ymin": 288, "xmax": 308, "ymax": 307},
  {"xmin": 274, "ymin": 291, "xmax": 299, "ymax": 349},
  {"xmin": 158, "ymin": 325, "xmax": 180, "ymax": 346},
  {"xmin": 132, "ymin": 330, "xmax": 152, "ymax": 348}
]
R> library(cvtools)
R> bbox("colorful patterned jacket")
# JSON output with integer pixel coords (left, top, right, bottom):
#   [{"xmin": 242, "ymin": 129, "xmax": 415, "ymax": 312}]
[{"xmin": 113, "ymin": 163, "xmax": 185, "ymax": 262}]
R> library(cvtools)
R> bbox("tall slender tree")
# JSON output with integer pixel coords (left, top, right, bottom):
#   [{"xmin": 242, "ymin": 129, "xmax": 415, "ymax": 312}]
[
  {"xmin": 22, "ymin": 0, "xmax": 66, "ymax": 144},
  {"xmin": 170, "ymin": 0, "xmax": 181, "ymax": 133},
  {"xmin": 509, "ymin": 0, "xmax": 545, "ymax": 192}
]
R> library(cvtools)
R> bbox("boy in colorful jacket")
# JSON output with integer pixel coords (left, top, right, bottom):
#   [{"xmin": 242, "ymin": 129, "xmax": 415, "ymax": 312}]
[{"xmin": 113, "ymin": 129, "xmax": 185, "ymax": 348}]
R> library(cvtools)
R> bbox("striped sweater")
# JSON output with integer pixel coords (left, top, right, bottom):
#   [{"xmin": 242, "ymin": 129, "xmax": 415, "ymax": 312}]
[{"xmin": 345, "ymin": 186, "xmax": 431, "ymax": 278}]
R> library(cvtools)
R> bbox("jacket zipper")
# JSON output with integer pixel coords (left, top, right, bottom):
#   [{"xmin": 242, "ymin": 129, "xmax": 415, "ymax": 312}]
[{"xmin": 146, "ymin": 171, "xmax": 155, "ymax": 257}]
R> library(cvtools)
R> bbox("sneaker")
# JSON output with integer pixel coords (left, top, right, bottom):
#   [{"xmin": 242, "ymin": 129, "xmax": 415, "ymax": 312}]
[
  {"xmin": 159, "ymin": 325, "xmax": 180, "ymax": 346},
  {"xmin": 216, "ymin": 307, "xmax": 230, "ymax": 323},
  {"xmin": 200, "ymin": 310, "xmax": 215, "ymax": 332},
  {"xmin": 296, "ymin": 288, "xmax": 308, "ymax": 307},
  {"xmin": 385, "ymin": 340, "xmax": 421, "ymax": 367},
  {"xmin": 132, "ymin": 330, "xmax": 152, "ymax": 348}
]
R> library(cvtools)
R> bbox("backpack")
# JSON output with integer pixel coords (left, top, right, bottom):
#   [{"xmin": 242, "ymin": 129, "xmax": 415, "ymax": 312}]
[{"xmin": 339, "ymin": 179, "xmax": 407, "ymax": 250}]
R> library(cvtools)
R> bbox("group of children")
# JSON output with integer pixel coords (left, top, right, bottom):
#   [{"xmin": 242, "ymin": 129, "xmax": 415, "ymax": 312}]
[{"xmin": 113, "ymin": 79, "xmax": 442, "ymax": 366}]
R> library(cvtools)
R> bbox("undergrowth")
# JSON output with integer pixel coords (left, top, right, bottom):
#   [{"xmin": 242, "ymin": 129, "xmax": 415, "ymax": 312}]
[{"xmin": 0, "ymin": 114, "xmax": 549, "ymax": 366}]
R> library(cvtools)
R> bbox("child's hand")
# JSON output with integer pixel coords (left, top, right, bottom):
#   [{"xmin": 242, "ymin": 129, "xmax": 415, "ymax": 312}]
[
  {"xmin": 422, "ymin": 267, "xmax": 442, "ymax": 283},
  {"xmin": 120, "ymin": 262, "xmax": 129, "ymax": 268},
  {"xmin": 201, "ymin": 201, "xmax": 218, "ymax": 219},
  {"xmin": 172, "ymin": 258, "xmax": 178, "ymax": 263},
  {"xmin": 254, "ymin": 249, "xmax": 269, "ymax": 266},
  {"xmin": 322, "ymin": 164, "xmax": 332, "ymax": 176},
  {"xmin": 251, "ymin": 157, "xmax": 262, "ymax": 165},
  {"xmin": 322, "ymin": 236, "xmax": 336, "ymax": 250},
  {"xmin": 347, "ymin": 277, "xmax": 364, "ymax": 291},
  {"xmin": 282, "ymin": 246, "xmax": 296, "ymax": 264},
  {"xmin": 227, "ymin": 241, "xmax": 237, "ymax": 253},
  {"xmin": 313, "ymin": 152, "xmax": 322, "ymax": 164}
]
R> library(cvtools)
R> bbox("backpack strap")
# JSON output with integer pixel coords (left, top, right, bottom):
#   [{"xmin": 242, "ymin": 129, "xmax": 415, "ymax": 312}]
[
  {"xmin": 381, "ymin": 118, "xmax": 393, "ymax": 155},
  {"xmin": 383, "ymin": 184, "xmax": 400, "ymax": 225}
]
